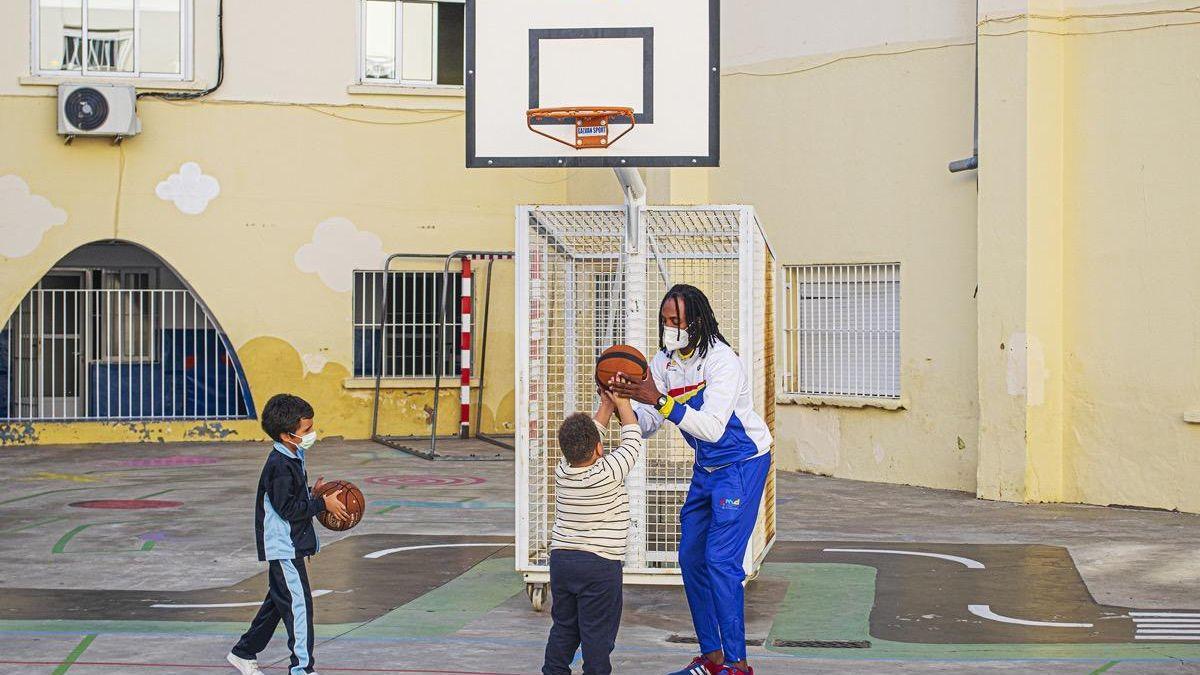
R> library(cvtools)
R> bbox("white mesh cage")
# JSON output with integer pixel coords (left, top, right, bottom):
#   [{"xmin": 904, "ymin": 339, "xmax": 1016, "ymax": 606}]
[{"xmin": 515, "ymin": 205, "xmax": 776, "ymax": 585}]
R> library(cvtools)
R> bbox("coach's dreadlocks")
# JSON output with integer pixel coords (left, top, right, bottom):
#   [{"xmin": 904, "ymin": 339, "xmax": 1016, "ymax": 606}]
[{"xmin": 659, "ymin": 284, "xmax": 730, "ymax": 358}]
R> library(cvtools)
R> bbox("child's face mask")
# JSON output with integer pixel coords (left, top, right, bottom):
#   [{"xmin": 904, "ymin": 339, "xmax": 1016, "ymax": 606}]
[
  {"xmin": 663, "ymin": 325, "xmax": 691, "ymax": 352},
  {"xmin": 294, "ymin": 430, "xmax": 317, "ymax": 450}
]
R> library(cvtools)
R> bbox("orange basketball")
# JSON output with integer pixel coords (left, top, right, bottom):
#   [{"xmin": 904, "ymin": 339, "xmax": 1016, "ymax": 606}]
[
  {"xmin": 595, "ymin": 344, "xmax": 648, "ymax": 389},
  {"xmin": 313, "ymin": 480, "xmax": 365, "ymax": 531}
]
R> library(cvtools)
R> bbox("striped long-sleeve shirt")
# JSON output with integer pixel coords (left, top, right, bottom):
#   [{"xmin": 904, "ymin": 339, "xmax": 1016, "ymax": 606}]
[{"xmin": 549, "ymin": 423, "xmax": 643, "ymax": 561}]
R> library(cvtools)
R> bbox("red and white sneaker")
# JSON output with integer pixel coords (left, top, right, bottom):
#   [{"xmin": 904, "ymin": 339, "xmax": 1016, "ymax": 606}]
[
  {"xmin": 715, "ymin": 665, "xmax": 753, "ymax": 675},
  {"xmin": 667, "ymin": 656, "xmax": 721, "ymax": 675}
]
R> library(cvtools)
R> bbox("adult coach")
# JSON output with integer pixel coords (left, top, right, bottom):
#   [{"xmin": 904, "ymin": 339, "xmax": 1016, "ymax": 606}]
[{"xmin": 610, "ymin": 284, "xmax": 772, "ymax": 675}]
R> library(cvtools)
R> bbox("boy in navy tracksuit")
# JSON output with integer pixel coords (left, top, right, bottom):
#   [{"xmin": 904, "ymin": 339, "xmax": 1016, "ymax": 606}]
[{"xmin": 226, "ymin": 394, "xmax": 349, "ymax": 675}]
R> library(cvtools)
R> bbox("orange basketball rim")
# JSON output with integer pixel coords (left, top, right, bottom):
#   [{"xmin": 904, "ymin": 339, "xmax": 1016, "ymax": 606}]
[{"xmin": 526, "ymin": 106, "xmax": 636, "ymax": 150}]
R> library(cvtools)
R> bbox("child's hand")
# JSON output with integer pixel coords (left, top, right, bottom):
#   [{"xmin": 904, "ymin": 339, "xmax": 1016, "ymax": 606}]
[
  {"xmin": 322, "ymin": 489, "xmax": 350, "ymax": 521},
  {"xmin": 596, "ymin": 386, "xmax": 615, "ymax": 410},
  {"xmin": 611, "ymin": 391, "xmax": 634, "ymax": 412}
]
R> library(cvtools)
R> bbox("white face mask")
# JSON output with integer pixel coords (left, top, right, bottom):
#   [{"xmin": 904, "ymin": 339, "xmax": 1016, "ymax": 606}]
[
  {"xmin": 292, "ymin": 430, "xmax": 317, "ymax": 450},
  {"xmin": 663, "ymin": 326, "xmax": 691, "ymax": 352}
]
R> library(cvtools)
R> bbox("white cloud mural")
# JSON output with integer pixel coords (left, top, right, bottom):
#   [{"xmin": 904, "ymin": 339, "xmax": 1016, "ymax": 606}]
[
  {"xmin": 294, "ymin": 217, "xmax": 385, "ymax": 293},
  {"xmin": 156, "ymin": 162, "xmax": 220, "ymax": 215},
  {"xmin": 0, "ymin": 175, "xmax": 68, "ymax": 258}
]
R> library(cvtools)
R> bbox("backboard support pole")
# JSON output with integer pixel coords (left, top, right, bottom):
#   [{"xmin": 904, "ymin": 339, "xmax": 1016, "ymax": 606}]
[{"xmin": 616, "ymin": 167, "xmax": 649, "ymax": 568}]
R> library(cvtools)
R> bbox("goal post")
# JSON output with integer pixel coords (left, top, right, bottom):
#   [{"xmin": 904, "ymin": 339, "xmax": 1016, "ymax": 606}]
[{"xmin": 515, "ymin": 204, "xmax": 776, "ymax": 591}]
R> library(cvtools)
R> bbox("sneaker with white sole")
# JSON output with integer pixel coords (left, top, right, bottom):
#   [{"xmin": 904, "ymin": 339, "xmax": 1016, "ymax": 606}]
[{"xmin": 226, "ymin": 652, "xmax": 263, "ymax": 675}]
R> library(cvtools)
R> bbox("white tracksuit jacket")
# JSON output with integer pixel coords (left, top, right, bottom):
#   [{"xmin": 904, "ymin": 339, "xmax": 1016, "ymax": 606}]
[{"xmin": 633, "ymin": 340, "xmax": 772, "ymax": 470}]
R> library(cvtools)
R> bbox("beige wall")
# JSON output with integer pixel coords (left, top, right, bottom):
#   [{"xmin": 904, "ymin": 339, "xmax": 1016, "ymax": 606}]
[
  {"xmin": 712, "ymin": 1, "xmax": 981, "ymax": 491},
  {"xmin": 1059, "ymin": 4, "xmax": 1200, "ymax": 510}
]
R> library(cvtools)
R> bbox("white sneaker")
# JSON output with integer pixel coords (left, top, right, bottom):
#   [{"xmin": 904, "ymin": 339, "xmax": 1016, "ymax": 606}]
[{"xmin": 226, "ymin": 652, "xmax": 264, "ymax": 675}]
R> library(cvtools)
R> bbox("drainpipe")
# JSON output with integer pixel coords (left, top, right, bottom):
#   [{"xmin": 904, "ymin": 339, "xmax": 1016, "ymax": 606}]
[{"xmin": 949, "ymin": 0, "xmax": 980, "ymax": 173}]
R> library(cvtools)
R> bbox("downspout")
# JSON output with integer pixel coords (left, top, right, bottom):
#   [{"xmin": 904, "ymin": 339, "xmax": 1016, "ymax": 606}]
[{"xmin": 949, "ymin": 0, "xmax": 980, "ymax": 173}]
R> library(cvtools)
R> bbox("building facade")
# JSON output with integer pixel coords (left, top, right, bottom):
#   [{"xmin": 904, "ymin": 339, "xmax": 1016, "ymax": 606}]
[{"xmin": 2, "ymin": 0, "xmax": 1197, "ymax": 513}]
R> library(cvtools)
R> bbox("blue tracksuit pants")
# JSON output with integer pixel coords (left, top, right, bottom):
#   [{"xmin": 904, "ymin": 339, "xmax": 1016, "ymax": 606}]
[
  {"xmin": 678, "ymin": 453, "xmax": 771, "ymax": 663},
  {"xmin": 232, "ymin": 558, "xmax": 315, "ymax": 675}
]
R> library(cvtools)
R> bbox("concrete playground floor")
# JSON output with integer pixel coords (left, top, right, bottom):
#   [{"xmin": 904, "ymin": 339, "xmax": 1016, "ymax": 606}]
[{"xmin": 1, "ymin": 438, "xmax": 1199, "ymax": 674}]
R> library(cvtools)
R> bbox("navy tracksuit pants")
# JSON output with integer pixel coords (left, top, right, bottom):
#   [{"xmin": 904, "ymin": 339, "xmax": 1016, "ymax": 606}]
[
  {"xmin": 679, "ymin": 453, "xmax": 771, "ymax": 664},
  {"xmin": 542, "ymin": 549, "xmax": 624, "ymax": 675},
  {"xmin": 232, "ymin": 558, "xmax": 316, "ymax": 675}
]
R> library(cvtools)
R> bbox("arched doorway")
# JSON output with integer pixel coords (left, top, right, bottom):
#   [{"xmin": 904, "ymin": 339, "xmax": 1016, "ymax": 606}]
[{"xmin": 0, "ymin": 241, "xmax": 254, "ymax": 421}]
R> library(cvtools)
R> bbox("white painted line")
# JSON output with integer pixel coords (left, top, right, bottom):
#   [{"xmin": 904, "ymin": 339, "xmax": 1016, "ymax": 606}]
[
  {"xmin": 363, "ymin": 542, "xmax": 512, "ymax": 560},
  {"xmin": 1136, "ymin": 625, "xmax": 1200, "ymax": 630},
  {"xmin": 968, "ymin": 604, "xmax": 1093, "ymax": 628},
  {"xmin": 152, "ymin": 589, "xmax": 333, "ymax": 608},
  {"xmin": 1137, "ymin": 629, "xmax": 1200, "ymax": 634},
  {"xmin": 1132, "ymin": 618, "xmax": 1200, "ymax": 624},
  {"xmin": 1136, "ymin": 635, "xmax": 1200, "ymax": 641},
  {"xmin": 824, "ymin": 548, "xmax": 985, "ymax": 569},
  {"xmin": 1130, "ymin": 612, "xmax": 1200, "ymax": 618}
]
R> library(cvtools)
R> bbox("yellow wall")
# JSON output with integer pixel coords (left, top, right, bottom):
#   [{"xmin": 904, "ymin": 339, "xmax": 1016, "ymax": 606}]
[
  {"xmin": 709, "ymin": 32, "xmax": 981, "ymax": 491},
  {"xmin": 1056, "ymin": 1, "xmax": 1200, "ymax": 511},
  {"xmin": 0, "ymin": 93, "xmax": 563, "ymax": 446}
]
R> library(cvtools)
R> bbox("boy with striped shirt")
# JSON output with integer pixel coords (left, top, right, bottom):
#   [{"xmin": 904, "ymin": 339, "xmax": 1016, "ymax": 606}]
[{"xmin": 542, "ymin": 389, "xmax": 643, "ymax": 675}]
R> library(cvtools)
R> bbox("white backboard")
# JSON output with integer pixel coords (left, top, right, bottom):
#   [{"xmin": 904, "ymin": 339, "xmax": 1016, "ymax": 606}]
[{"xmin": 466, "ymin": 0, "xmax": 719, "ymax": 168}]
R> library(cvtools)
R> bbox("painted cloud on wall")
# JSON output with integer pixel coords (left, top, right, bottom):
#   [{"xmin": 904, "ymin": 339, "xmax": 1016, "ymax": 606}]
[
  {"xmin": 0, "ymin": 175, "xmax": 68, "ymax": 258},
  {"xmin": 294, "ymin": 217, "xmax": 385, "ymax": 293},
  {"xmin": 156, "ymin": 162, "xmax": 220, "ymax": 215}
]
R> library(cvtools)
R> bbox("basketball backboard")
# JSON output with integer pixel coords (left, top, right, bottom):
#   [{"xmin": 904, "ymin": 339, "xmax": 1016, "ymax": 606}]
[{"xmin": 466, "ymin": 0, "xmax": 719, "ymax": 168}]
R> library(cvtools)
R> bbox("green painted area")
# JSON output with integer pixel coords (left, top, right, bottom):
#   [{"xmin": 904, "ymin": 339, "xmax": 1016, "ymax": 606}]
[
  {"xmin": 141, "ymin": 540, "xmax": 156, "ymax": 551},
  {"xmin": 1090, "ymin": 661, "xmax": 1120, "ymax": 674},
  {"xmin": 764, "ymin": 563, "xmax": 1200, "ymax": 660},
  {"xmin": 51, "ymin": 633, "xmax": 95, "ymax": 675},
  {"xmin": 344, "ymin": 556, "xmax": 524, "ymax": 638}
]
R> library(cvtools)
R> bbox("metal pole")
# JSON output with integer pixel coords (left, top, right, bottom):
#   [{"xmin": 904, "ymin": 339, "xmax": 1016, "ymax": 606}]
[
  {"xmin": 370, "ymin": 252, "xmax": 453, "ymax": 441},
  {"xmin": 949, "ymin": 0, "xmax": 980, "ymax": 173}
]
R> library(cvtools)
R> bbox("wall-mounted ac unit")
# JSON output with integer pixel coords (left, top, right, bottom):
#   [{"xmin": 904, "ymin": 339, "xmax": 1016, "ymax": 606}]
[{"xmin": 57, "ymin": 84, "xmax": 141, "ymax": 140}]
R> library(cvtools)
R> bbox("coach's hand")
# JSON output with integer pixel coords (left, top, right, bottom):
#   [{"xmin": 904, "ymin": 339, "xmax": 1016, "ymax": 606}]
[{"xmin": 610, "ymin": 373, "xmax": 662, "ymax": 406}]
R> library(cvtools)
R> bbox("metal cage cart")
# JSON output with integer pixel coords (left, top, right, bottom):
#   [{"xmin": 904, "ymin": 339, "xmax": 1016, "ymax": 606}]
[{"xmin": 515, "ymin": 204, "xmax": 777, "ymax": 609}]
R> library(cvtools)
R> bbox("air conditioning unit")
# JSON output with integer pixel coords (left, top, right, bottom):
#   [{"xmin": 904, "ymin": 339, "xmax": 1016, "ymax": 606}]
[{"xmin": 57, "ymin": 84, "xmax": 141, "ymax": 140}]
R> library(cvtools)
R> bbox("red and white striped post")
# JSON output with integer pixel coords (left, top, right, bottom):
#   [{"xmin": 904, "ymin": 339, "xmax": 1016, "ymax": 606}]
[{"xmin": 459, "ymin": 257, "xmax": 473, "ymax": 439}]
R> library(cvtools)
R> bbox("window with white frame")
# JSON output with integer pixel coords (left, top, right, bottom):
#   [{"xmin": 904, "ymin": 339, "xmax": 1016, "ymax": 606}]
[
  {"xmin": 782, "ymin": 263, "xmax": 900, "ymax": 399},
  {"xmin": 352, "ymin": 270, "xmax": 464, "ymax": 379},
  {"xmin": 361, "ymin": 0, "xmax": 465, "ymax": 86},
  {"xmin": 34, "ymin": 0, "xmax": 190, "ymax": 78},
  {"xmin": 94, "ymin": 270, "xmax": 156, "ymax": 362}
]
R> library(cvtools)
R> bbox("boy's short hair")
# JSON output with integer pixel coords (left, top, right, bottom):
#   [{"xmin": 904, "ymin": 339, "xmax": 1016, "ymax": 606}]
[
  {"xmin": 558, "ymin": 413, "xmax": 601, "ymax": 465},
  {"xmin": 261, "ymin": 394, "xmax": 315, "ymax": 441}
]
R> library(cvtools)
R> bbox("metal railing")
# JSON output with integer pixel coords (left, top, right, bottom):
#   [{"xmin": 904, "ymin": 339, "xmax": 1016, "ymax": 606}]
[
  {"xmin": 1, "ymin": 288, "xmax": 252, "ymax": 421},
  {"xmin": 782, "ymin": 263, "xmax": 901, "ymax": 399},
  {"xmin": 352, "ymin": 270, "xmax": 462, "ymax": 379}
]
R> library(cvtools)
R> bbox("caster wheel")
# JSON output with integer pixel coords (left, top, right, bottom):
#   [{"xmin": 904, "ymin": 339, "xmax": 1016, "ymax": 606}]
[{"xmin": 527, "ymin": 582, "xmax": 548, "ymax": 612}]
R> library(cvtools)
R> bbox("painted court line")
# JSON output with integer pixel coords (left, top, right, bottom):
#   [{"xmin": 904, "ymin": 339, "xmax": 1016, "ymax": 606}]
[
  {"xmin": 1130, "ymin": 612, "xmax": 1200, "ymax": 618},
  {"xmin": 1135, "ymin": 635, "xmax": 1200, "ymax": 640},
  {"xmin": 51, "ymin": 633, "xmax": 96, "ymax": 675},
  {"xmin": 151, "ymin": 590, "xmax": 333, "ymax": 608},
  {"xmin": 823, "ymin": 548, "xmax": 986, "ymax": 569},
  {"xmin": 364, "ymin": 542, "xmax": 511, "ymax": 560},
  {"xmin": 968, "ymin": 605, "xmax": 1094, "ymax": 628}
]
